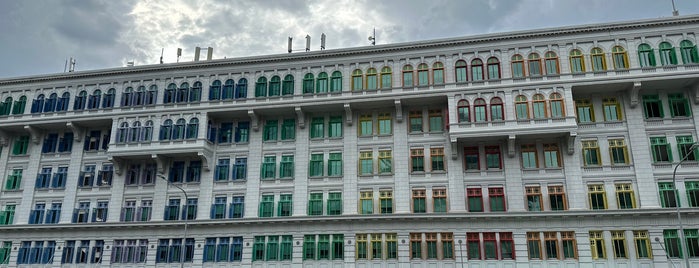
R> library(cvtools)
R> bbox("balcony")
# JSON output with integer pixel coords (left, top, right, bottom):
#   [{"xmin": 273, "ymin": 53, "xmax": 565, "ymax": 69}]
[
  {"xmin": 449, "ymin": 116, "xmax": 577, "ymax": 139},
  {"xmin": 107, "ymin": 138, "xmax": 214, "ymax": 173}
]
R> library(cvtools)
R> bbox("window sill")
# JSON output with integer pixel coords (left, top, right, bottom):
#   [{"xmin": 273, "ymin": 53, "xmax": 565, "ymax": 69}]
[{"xmin": 214, "ymin": 179, "xmax": 247, "ymax": 183}]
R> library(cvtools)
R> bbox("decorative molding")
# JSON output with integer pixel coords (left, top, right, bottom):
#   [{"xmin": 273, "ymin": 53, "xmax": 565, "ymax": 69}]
[
  {"xmin": 508, "ymin": 135, "xmax": 516, "ymax": 158},
  {"xmin": 198, "ymin": 151, "xmax": 212, "ymax": 172},
  {"xmin": 247, "ymin": 110, "xmax": 259, "ymax": 132},
  {"xmin": 295, "ymin": 107, "xmax": 305, "ymax": 129},
  {"xmin": 693, "ymin": 81, "xmax": 699, "ymax": 105},
  {"xmin": 153, "ymin": 154, "xmax": 168, "ymax": 175},
  {"xmin": 451, "ymin": 140, "xmax": 458, "ymax": 160},
  {"xmin": 0, "ymin": 129, "xmax": 8, "ymax": 147},
  {"xmin": 628, "ymin": 81, "xmax": 642, "ymax": 108},
  {"xmin": 24, "ymin": 125, "xmax": 41, "ymax": 144},
  {"xmin": 394, "ymin": 100, "xmax": 403, "ymax": 123},
  {"xmin": 344, "ymin": 104, "xmax": 353, "ymax": 126},
  {"xmin": 567, "ymin": 132, "xmax": 577, "ymax": 155},
  {"xmin": 66, "ymin": 122, "xmax": 84, "ymax": 142},
  {"xmin": 107, "ymin": 156, "xmax": 124, "ymax": 176}
]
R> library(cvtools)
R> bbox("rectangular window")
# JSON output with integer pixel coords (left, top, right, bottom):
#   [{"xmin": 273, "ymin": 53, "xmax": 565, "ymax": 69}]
[
  {"xmin": 500, "ymin": 232, "xmax": 515, "ymax": 259},
  {"xmin": 575, "ymin": 99, "xmax": 595, "ymax": 123},
  {"xmin": 664, "ymin": 230, "xmax": 682, "ymax": 258},
  {"xmin": 521, "ymin": 144, "xmax": 538, "ymax": 169},
  {"xmin": 277, "ymin": 194, "xmax": 292, "ymax": 217},
  {"xmin": 328, "ymin": 153, "xmax": 342, "ymax": 176},
  {"xmin": 485, "ymin": 146, "xmax": 501, "ymax": 169},
  {"xmin": 230, "ymin": 196, "xmax": 244, "ymax": 218},
  {"xmin": 310, "ymin": 117, "xmax": 324, "ymax": 139},
  {"xmin": 378, "ymin": 113, "xmax": 392, "ymax": 135},
  {"xmin": 409, "ymin": 110, "xmax": 423, "ymax": 133},
  {"xmin": 431, "ymin": 148, "xmax": 445, "ymax": 171},
  {"xmin": 328, "ymin": 116, "xmax": 342, "ymax": 138},
  {"xmin": 483, "ymin": 232, "xmax": 497, "ymax": 259},
  {"xmin": 433, "ymin": 188, "xmax": 447, "ymax": 213},
  {"xmin": 489, "ymin": 187, "xmax": 506, "ymax": 212},
  {"xmin": 590, "ymin": 231, "xmax": 606, "ymax": 259},
  {"xmin": 544, "ymin": 232, "xmax": 559, "ymax": 259},
  {"xmin": 669, "ymin": 93, "xmax": 691, "ymax": 117},
  {"xmin": 232, "ymin": 158, "xmax": 247, "ymax": 180},
  {"xmin": 360, "ymin": 191, "xmax": 373, "ymax": 214},
  {"xmin": 266, "ymin": 236, "xmax": 278, "ymax": 261},
  {"xmin": 643, "ymin": 95, "xmax": 664, "ymax": 119},
  {"xmin": 687, "ymin": 181, "xmax": 699, "ymax": 207},
  {"xmin": 467, "ymin": 188, "xmax": 483, "ymax": 212},
  {"xmin": 308, "ymin": 193, "xmax": 323, "ymax": 216},
  {"xmin": 527, "ymin": 232, "xmax": 541, "ymax": 259},
  {"xmin": 464, "ymin": 147, "xmax": 480, "ymax": 170},
  {"xmin": 263, "ymin": 120, "xmax": 278, "ymax": 141},
  {"xmin": 411, "ymin": 148, "xmax": 424, "ymax": 172},
  {"xmin": 356, "ymin": 234, "xmax": 367, "ymax": 259},
  {"xmin": 309, "ymin": 153, "xmax": 324, "ymax": 177},
  {"xmin": 410, "ymin": 233, "xmax": 422, "ymax": 259},
  {"xmin": 549, "ymin": 186, "xmax": 568, "ymax": 211},
  {"xmin": 359, "ymin": 151, "xmax": 373, "ymax": 175},
  {"xmin": 582, "ymin": 140, "xmax": 601, "ymax": 166},
  {"xmin": 651, "ymin": 137, "xmax": 672, "ymax": 162},
  {"xmin": 280, "ymin": 119, "xmax": 295, "ymax": 140},
  {"xmin": 258, "ymin": 195, "xmax": 274, "ymax": 218},
  {"xmin": 261, "ymin": 156, "xmax": 276, "ymax": 179},
  {"xmin": 428, "ymin": 109, "xmax": 443, "ymax": 132},
  {"xmin": 371, "ymin": 234, "xmax": 383, "ymax": 259},
  {"xmin": 603, "ymin": 98, "xmax": 622, "ymax": 121},
  {"xmin": 386, "ymin": 233, "xmax": 397, "ymax": 259},
  {"xmin": 425, "ymin": 233, "xmax": 437, "ymax": 259},
  {"xmin": 634, "ymin": 231, "xmax": 651, "ymax": 259},
  {"xmin": 214, "ymin": 159, "xmax": 230, "ymax": 181},
  {"xmin": 543, "ymin": 144, "xmax": 560, "ymax": 168},
  {"xmin": 327, "ymin": 192, "xmax": 342, "ymax": 215},
  {"xmin": 359, "ymin": 114, "xmax": 372, "ymax": 136},
  {"xmin": 526, "ymin": 186, "xmax": 542, "ymax": 211},
  {"xmin": 280, "ymin": 235, "xmax": 292, "ymax": 261},
  {"xmin": 615, "ymin": 183, "xmax": 636, "ymax": 209},
  {"xmin": 588, "ymin": 184, "xmax": 607, "ymax": 210},
  {"xmin": 612, "ymin": 231, "xmax": 628, "ymax": 259},
  {"xmin": 317, "ymin": 235, "xmax": 330, "ymax": 260},
  {"xmin": 686, "ymin": 229, "xmax": 698, "ymax": 257},
  {"xmin": 379, "ymin": 190, "xmax": 393, "ymax": 214},
  {"xmin": 467, "ymin": 233, "xmax": 481, "ymax": 260},
  {"xmin": 561, "ymin": 231, "xmax": 577, "ymax": 259},
  {"xmin": 303, "ymin": 235, "xmax": 316, "ymax": 260},
  {"xmin": 252, "ymin": 236, "xmax": 265, "ymax": 261},
  {"xmin": 609, "ymin": 139, "xmax": 629, "ymax": 165},
  {"xmin": 677, "ymin": 136, "xmax": 698, "ymax": 161},
  {"xmin": 659, "ymin": 182, "xmax": 679, "ymax": 208},
  {"xmin": 1, "ymin": 204, "xmax": 16, "ymax": 225},
  {"xmin": 211, "ymin": 197, "xmax": 226, "ymax": 219},
  {"xmin": 412, "ymin": 189, "xmax": 426, "ymax": 213}
]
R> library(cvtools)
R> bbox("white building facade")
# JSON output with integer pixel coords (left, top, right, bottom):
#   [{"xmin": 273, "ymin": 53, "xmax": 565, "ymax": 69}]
[{"xmin": 0, "ymin": 15, "xmax": 699, "ymax": 268}]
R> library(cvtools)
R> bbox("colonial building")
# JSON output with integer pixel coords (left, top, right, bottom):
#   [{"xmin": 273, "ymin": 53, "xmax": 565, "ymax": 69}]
[{"xmin": 1, "ymin": 14, "xmax": 699, "ymax": 268}]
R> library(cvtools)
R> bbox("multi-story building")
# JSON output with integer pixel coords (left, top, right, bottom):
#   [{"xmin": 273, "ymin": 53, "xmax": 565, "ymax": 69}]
[{"xmin": 1, "ymin": 14, "xmax": 699, "ymax": 268}]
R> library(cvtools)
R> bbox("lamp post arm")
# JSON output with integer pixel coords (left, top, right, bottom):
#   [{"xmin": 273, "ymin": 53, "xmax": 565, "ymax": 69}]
[
  {"xmin": 671, "ymin": 143, "xmax": 697, "ymax": 268},
  {"xmin": 158, "ymin": 175, "xmax": 189, "ymax": 268}
]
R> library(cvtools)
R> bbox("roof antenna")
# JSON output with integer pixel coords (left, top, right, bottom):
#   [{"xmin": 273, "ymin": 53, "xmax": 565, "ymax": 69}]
[
  {"xmin": 671, "ymin": 0, "xmax": 679, "ymax": 16},
  {"xmin": 368, "ymin": 28, "xmax": 376, "ymax": 45},
  {"xmin": 160, "ymin": 48, "xmax": 164, "ymax": 64}
]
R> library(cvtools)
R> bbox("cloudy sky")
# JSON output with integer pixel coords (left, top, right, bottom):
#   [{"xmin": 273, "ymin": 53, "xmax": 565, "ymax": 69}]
[{"xmin": 1, "ymin": 0, "xmax": 698, "ymax": 79}]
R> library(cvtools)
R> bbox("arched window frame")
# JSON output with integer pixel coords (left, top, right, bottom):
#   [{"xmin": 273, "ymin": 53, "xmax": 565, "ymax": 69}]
[
  {"xmin": 282, "ymin": 74, "xmax": 294, "ymax": 95},
  {"xmin": 515, "ymin": 95, "xmax": 529, "ymax": 119},
  {"xmin": 380, "ymin": 67, "xmax": 392, "ymax": 88},
  {"xmin": 680, "ymin": 40, "xmax": 699, "ymax": 64},
  {"xmin": 129, "ymin": 121, "xmax": 142, "ymax": 143},
  {"xmin": 13, "ymin": 96, "xmax": 27, "ymax": 115},
  {"xmin": 31, "ymin": 94, "xmax": 45, "ymax": 114},
  {"xmin": 659, "ymin": 42, "xmax": 678, "ymax": 66},
  {"xmin": 330, "ymin": 71, "xmax": 342, "ymax": 92},
  {"xmin": 351, "ymin": 69, "xmax": 363, "ymax": 91},
  {"xmin": 133, "ymin": 86, "xmax": 145, "ymax": 106},
  {"xmin": 209, "ymin": 80, "xmax": 222, "ymax": 100},
  {"xmin": 73, "ymin": 90, "xmax": 87, "ymax": 110},
  {"xmin": 511, "ymin": 55, "xmax": 525, "ymax": 78},
  {"xmin": 122, "ymin": 87, "xmax": 133, "ymax": 107},
  {"xmin": 471, "ymin": 59, "xmax": 484, "ymax": 81},
  {"xmin": 190, "ymin": 81, "xmax": 202, "ymax": 102},
  {"xmin": 186, "ymin": 118, "xmax": 199, "ymax": 139},
  {"xmin": 611, "ymin": 46, "xmax": 630, "ymax": 69},
  {"xmin": 87, "ymin": 90, "xmax": 100, "ymax": 110},
  {"xmin": 590, "ymin": 47, "xmax": 607, "ymax": 72},
  {"xmin": 145, "ymin": 85, "xmax": 157, "ymax": 105},
  {"xmin": 142, "ymin": 120, "xmax": 154, "ymax": 141},
  {"xmin": 402, "ymin": 65, "xmax": 414, "ymax": 87},
  {"xmin": 303, "ymin": 73, "xmax": 314, "ymax": 94},
  {"xmin": 316, "ymin": 72, "xmax": 328, "ymax": 93},
  {"xmin": 255, "ymin": 77, "xmax": 268, "ymax": 97},
  {"xmin": 117, "ymin": 122, "xmax": 129, "ymax": 143},
  {"xmin": 268, "ymin": 76, "xmax": 281, "ymax": 96},
  {"xmin": 0, "ymin": 96, "xmax": 13, "ymax": 115},
  {"xmin": 532, "ymin": 94, "xmax": 547, "ymax": 119},
  {"xmin": 490, "ymin": 97, "xmax": 504, "ymax": 121},
  {"xmin": 366, "ymin": 68, "xmax": 378, "ymax": 90},
  {"xmin": 46, "ymin": 93, "xmax": 58, "ymax": 112},
  {"xmin": 160, "ymin": 119, "xmax": 173, "ymax": 141},
  {"xmin": 528, "ymin": 53, "xmax": 542, "ymax": 76},
  {"xmin": 235, "ymin": 78, "xmax": 248, "ymax": 99},
  {"xmin": 177, "ymin": 82, "xmax": 190, "ymax": 103},
  {"xmin": 454, "ymin": 60, "xmax": 467, "ymax": 82},
  {"xmin": 549, "ymin": 93, "xmax": 564, "ymax": 118},
  {"xmin": 433, "ymin": 62, "xmax": 445, "ymax": 84},
  {"xmin": 473, "ymin": 98, "xmax": 488, "ymax": 122},
  {"xmin": 164, "ymin": 83, "xmax": 177, "ymax": 104},
  {"xmin": 544, "ymin": 51, "xmax": 559, "ymax": 75},
  {"xmin": 457, "ymin": 100, "xmax": 470, "ymax": 123},
  {"xmin": 569, "ymin": 49, "xmax": 585, "ymax": 73},
  {"xmin": 486, "ymin": 57, "xmax": 500, "ymax": 80},
  {"xmin": 173, "ymin": 118, "xmax": 186, "ymax": 140},
  {"xmin": 222, "ymin": 79, "xmax": 234, "ymax": 100},
  {"xmin": 637, "ymin": 44, "xmax": 656, "ymax": 67},
  {"xmin": 417, "ymin": 63, "xmax": 429, "ymax": 86},
  {"xmin": 103, "ymin": 89, "xmax": 115, "ymax": 108}
]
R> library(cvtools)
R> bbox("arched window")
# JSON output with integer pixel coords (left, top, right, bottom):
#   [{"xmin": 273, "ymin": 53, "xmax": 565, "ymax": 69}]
[
  {"xmin": 528, "ymin": 53, "xmax": 542, "ymax": 76},
  {"xmin": 457, "ymin": 100, "xmax": 470, "ymax": 123},
  {"xmin": 303, "ymin": 73, "xmax": 314, "ymax": 94},
  {"xmin": 268, "ymin": 76, "xmax": 281, "ymax": 96},
  {"xmin": 400, "ymin": 65, "xmax": 414, "ymax": 87},
  {"xmin": 46, "ymin": 93, "xmax": 58, "ymax": 112},
  {"xmin": 549, "ymin": 93, "xmax": 564, "ymax": 118},
  {"xmin": 544, "ymin": 51, "xmax": 559, "ymax": 75},
  {"xmin": 330, "ymin": 71, "xmax": 343, "ymax": 92},
  {"xmin": 417, "ymin": 63, "xmax": 429, "ymax": 85},
  {"xmin": 569, "ymin": 49, "xmax": 585, "ymax": 73},
  {"xmin": 164, "ymin": 83, "xmax": 176, "ymax": 104},
  {"xmin": 611, "ymin": 46, "xmax": 629, "ymax": 69},
  {"xmin": 87, "ymin": 90, "xmax": 100, "ymax": 109},
  {"xmin": 455, "ymin": 60, "xmax": 467, "ymax": 82},
  {"xmin": 133, "ymin": 86, "xmax": 145, "ymax": 106},
  {"xmin": 235, "ymin": 78, "xmax": 247, "ymax": 98},
  {"xmin": 129, "ymin": 121, "xmax": 141, "ymax": 143},
  {"xmin": 511, "ymin": 55, "xmax": 525, "ymax": 78},
  {"xmin": 474, "ymin": 98, "xmax": 487, "ymax": 122},
  {"xmin": 486, "ymin": 57, "xmax": 500, "ymax": 79},
  {"xmin": 282, "ymin": 74, "xmax": 294, "ymax": 95},
  {"xmin": 177, "ymin": 82, "xmax": 189, "ymax": 103},
  {"xmin": 515, "ymin": 95, "xmax": 529, "ymax": 119},
  {"xmin": 638, "ymin": 44, "xmax": 656, "ymax": 67},
  {"xmin": 532, "ymin": 94, "xmax": 546, "ymax": 119},
  {"xmin": 366, "ymin": 68, "xmax": 378, "ymax": 89},
  {"xmin": 145, "ymin": 85, "xmax": 157, "ymax": 105},
  {"xmin": 433, "ymin": 62, "xmax": 444, "ymax": 84},
  {"xmin": 490, "ymin": 97, "xmax": 504, "ymax": 121},
  {"xmin": 255, "ymin": 77, "xmax": 267, "ymax": 97},
  {"xmin": 159, "ymin": 119, "xmax": 173, "ymax": 140},
  {"xmin": 0, "ymin": 97, "xmax": 12, "ymax": 115},
  {"xmin": 173, "ymin": 119, "xmax": 186, "ymax": 140},
  {"xmin": 142, "ymin": 120, "xmax": 154, "ymax": 141},
  {"xmin": 222, "ymin": 79, "xmax": 234, "ymax": 99},
  {"xmin": 380, "ymin": 67, "xmax": 392, "ymax": 88},
  {"xmin": 209, "ymin": 80, "xmax": 222, "ymax": 100},
  {"xmin": 659, "ymin": 42, "xmax": 678, "ymax": 66},
  {"xmin": 186, "ymin": 118, "xmax": 199, "ymax": 139},
  {"xmin": 13, "ymin": 96, "xmax": 27, "ymax": 115},
  {"xmin": 680, "ymin": 40, "xmax": 699, "ymax": 64},
  {"xmin": 190, "ymin": 81, "xmax": 202, "ymax": 102},
  {"xmin": 471, "ymin": 59, "xmax": 484, "ymax": 81},
  {"xmin": 351, "ymin": 69, "xmax": 363, "ymax": 91},
  {"xmin": 590, "ymin": 47, "xmax": 606, "ymax": 71},
  {"xmin": 74, "ymin": 90, "xmax": 87, "ymax": 110},
  {"xmin": 122, "ymin": 87, "xmax": 133, "ymax": 107},
  {"xmin": 316, "ymin": 72, "xmax": 328, "ymax": 93},
  {"xmin": 31, "ymin": 94, "xmax": 45, "ymax": 114},
  {"xmin": 117, "ymin": 122, "xmax": 129, "ymax": 143},
  {"xmin": 103, "ymin": 89, "xmax": 115, "ymax": 108}
]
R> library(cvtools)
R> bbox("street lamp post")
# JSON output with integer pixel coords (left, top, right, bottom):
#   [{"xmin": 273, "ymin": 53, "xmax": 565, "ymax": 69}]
[
  {"xmin": 671, "ymin": 143, "xmax": 698, "ymax": 268},
  {"xmin": 158, "ymin": 175, "xmax": 188, "ymax": 268}
]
